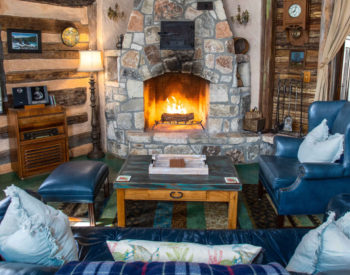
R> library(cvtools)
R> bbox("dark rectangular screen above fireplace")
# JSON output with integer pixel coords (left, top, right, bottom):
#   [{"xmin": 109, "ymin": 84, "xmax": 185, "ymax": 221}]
[{"xmin": 159, "ymin": 21, "xmax": 194, "ymax": 50}]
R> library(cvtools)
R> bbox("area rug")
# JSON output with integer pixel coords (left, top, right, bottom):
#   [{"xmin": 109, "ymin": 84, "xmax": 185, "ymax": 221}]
[
  {"xmin": 0, "ymin": 158, "xmax": 322, "ymax": 229},
  {"xmin": 241, "ymin": 184, "xmax": 323, "ymax": 228},
  {"xmin": 63, "ymin": 185, "xmax": 322, "ymax": 229}
]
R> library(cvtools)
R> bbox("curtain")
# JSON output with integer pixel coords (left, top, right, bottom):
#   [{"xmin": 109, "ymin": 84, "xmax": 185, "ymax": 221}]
[{"xmin": 315, "ymin": 0, "xmax": 350, "ymax": 101}]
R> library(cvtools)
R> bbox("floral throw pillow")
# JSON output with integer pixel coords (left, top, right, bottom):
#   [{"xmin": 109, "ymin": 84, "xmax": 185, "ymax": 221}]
[{"xmin": 106, "ymin": 239, "xmax": 262, "ymax": 266}]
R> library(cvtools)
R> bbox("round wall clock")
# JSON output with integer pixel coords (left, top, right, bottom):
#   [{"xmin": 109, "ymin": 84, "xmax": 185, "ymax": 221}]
[
  {"xmin": 61, "ymin": 27, "xmax": 80, "ymax": 47},
  {"xmin": 288, "ymin": 4, "xmax": 302, "ymax": 18}
]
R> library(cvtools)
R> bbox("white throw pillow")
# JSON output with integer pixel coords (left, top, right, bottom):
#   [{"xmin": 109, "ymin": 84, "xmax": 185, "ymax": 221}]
[
  {"xmin": 315, "ymin": 222, "xmax": 350, "ymax": 272},
  {"xmin": 307, "ymin": 118, "xmax": 329, "ymax": 142},
  {"xmin": 298, "ymin": 119, "xmax": 344, "ymax": 163},
  {"xmin": 287, "ymin": 211, "xmax": 350, "ymax": 274},
  {"xmin": 106, "ymin": 239, "xmax": 262, "ymax": 266},
  {"xmin": 286, "ymin": 212, "xmax": 335, "ymax": 274},
  {"xmin": 0, "ymin": 185, "xmax": 78, "ymax": 266},
  {"xmin": 335, "ymin": 211, "xmax": 350, "ymax": 239}
]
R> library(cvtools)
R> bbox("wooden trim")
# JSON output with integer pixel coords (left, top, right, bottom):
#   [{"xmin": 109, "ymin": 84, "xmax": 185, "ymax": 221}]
[{"xmin": 260, "ymin": 0, "xmax": 277, "ymax": 130}]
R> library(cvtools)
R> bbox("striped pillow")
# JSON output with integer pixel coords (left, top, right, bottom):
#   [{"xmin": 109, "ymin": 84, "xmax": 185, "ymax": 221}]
[{"xmin": 56, "ymin": 261, "xmax": 290, "ymax": 275}]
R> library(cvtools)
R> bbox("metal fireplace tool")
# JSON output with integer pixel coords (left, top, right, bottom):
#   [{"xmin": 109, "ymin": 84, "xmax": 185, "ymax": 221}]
[{"xmin": 274, "ymin": 78, "xmax": 303, "ymax": 136}]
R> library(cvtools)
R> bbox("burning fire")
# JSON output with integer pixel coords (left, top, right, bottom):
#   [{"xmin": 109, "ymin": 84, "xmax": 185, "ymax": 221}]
[{"xmin": 166, "ymin": 96, "xmax": 187, "ymax": 114}]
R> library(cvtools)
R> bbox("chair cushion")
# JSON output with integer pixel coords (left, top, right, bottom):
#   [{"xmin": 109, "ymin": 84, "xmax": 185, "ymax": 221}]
[
  {"xmin": 258, "ymin": 155, "xmax": 299, "ymax": 191},
  {"xmin": 38, "ymin": 161, "xmax": 108, "ymax": 203}
]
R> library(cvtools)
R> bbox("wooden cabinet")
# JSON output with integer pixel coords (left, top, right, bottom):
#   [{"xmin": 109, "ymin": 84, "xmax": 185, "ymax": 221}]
[{"xmin": 7, "ymin": 105, "xmax": 69, "ymax": 179}]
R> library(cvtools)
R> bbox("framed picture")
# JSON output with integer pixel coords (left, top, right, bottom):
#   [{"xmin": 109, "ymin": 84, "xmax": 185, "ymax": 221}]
[
  {"xmin": 7, "ymin": 29, "xmax": 42, "ymax": 53},
  {"xmin": 289, "ymin": 50, "xmax": 305, "ymax": 68}
]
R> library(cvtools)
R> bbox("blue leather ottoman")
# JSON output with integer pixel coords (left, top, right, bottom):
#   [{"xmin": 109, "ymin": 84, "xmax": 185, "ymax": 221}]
[{"xmin": 38, "ymin": 160, "xmax": 109, "ymax": 226}]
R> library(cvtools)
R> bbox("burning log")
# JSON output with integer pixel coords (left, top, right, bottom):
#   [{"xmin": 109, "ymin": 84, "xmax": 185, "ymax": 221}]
[{"xmin": 161, "ymin": 113, "xmax": 194, "ymax": 123}]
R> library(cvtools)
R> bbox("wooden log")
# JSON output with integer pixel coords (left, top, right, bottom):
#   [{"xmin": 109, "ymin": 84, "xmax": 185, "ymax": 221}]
[
  {"xmin": 3, "ymin": 42, "xmax": 89, "ymax": 52},
  {"xmin": 66, "ymin": 112, "xmax": 88, "ymax": 125},
  {"xmin": 0, "ymin": 150, "xmax": 11, "ymax": 165},
  {"xmin": 6, "ymin": 70, "xmax": 89, "ymax": 84},
  {"xmin": 0, "ymin": 24, "xmax": 7, "ymax": 110},
  {"xmin": 49, "ymin": 87, "xmax": 87, "ymax": 106},
  {"xmin": 0, "ymin": 15, "xmax": 89, "ymax": 33},
  {"xmin": 68, "ymin": 131, "xmax": 91, "ymax": 148},
  {"xmin": 161, "ymin": 113, "xmax": 194, "ymax": 123},
  {"xmin": 4, "ymin": 51, "xmax": 80, "ymax": 60},
  {"xmin": 20, "ymin": 0, "xmax": 95, "ymax": 7},
  {"xmin": 0, "ymin": 126, "xmax": 8, "ymax": 139}
]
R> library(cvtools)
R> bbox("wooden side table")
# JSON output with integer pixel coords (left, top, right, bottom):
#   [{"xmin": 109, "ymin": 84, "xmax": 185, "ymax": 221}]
[{"xmin": 7, "ymin": 105, "xmax": 69, "ymax": 179}]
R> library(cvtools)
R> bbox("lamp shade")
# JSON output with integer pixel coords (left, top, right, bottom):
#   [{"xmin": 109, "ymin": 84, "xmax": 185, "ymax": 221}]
[{"xmin": 78, "ymin": 50, "xmax": 103, "ymax": 72}]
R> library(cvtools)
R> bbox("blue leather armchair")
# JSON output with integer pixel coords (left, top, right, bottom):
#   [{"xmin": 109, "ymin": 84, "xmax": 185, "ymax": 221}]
[{"xmin": 258, "ymin": 101, "xmax": 350, "ymax": 227}]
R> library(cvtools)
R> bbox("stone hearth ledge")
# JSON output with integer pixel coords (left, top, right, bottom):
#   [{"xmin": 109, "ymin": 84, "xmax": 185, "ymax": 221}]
[{"xmin": 105, "ymin": 131, "xmax": 274, "ymax": 163}]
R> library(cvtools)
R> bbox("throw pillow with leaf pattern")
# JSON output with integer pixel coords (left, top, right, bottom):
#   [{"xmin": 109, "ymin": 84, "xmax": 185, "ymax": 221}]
[{"xmin": 106, "ymin": 240, "xmax": 261, "ymax": 266}]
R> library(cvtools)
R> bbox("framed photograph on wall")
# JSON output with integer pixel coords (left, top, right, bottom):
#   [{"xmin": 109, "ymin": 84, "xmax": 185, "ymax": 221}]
[
  {"xmin": 7, "ymin": 29, "xmax": 42, "ymax": 53},
  {"xmin": 289, "ymin": 50, "xmax": 305, "ymax": 68}
]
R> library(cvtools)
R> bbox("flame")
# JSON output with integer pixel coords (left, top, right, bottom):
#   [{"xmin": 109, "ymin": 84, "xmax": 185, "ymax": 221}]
[{"xmin": 166, "ymin": 96, "xmax": 187, "ymax": 114}]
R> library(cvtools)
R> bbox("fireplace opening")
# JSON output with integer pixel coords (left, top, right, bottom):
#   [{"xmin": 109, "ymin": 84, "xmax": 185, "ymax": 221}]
[{"xmin": 144, "ymin": 73, "xmax": 209, "ymax": 132}]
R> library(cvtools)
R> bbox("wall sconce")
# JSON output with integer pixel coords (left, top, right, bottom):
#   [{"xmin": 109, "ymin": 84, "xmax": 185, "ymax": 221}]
[
  {"xmin": 107, "ymin": 3, "xmax": 125, "ymax": 22},
  {"xmin": 231, "ymin": 5, "xmax": 249, "ymax": 25}
]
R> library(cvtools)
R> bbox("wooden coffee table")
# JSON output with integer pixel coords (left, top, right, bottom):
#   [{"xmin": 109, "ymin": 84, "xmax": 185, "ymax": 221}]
[{"xmin": 114, "ymin": 155, "xmax": 242, "ymax": 229}]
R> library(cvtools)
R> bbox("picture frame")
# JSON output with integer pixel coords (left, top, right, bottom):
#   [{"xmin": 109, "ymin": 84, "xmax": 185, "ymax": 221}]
[
  {"xmin": 289, "ymin": 50, "xmax": 305, "ymax": 68},
  {"xmin": 7, "ymin": 29, "xmax": 42, "ymax": 53}
]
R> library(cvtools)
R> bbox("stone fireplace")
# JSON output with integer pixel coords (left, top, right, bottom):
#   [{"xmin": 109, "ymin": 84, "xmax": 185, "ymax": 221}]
[{"xmin": 105, "ymin": 0, "xmax": 267, "ymax": 163}]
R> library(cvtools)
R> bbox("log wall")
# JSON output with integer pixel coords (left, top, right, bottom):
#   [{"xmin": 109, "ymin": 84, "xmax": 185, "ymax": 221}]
[
  {"xmin": 272, "ymin": 0, "xmax": 322, "ymax": 133},
  {"xmin": 0, "ymin": 0, "xmax": 93, "ymax": 174}
]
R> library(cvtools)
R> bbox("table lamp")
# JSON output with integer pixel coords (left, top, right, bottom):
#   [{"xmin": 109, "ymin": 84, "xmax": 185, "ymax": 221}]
[{"xmin": 78, "ymin": 50, "xmax": 105, "ymax": 159}]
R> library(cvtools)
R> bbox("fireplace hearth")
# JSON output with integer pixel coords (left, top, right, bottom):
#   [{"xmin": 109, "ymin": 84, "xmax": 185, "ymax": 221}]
[
  {"xmin": 105, "ymin": 0, "xmax": 258, "ymax": 163},
  {"xmin": 144, "ymin": 73, "xmax": 208, "ymax": 131}
]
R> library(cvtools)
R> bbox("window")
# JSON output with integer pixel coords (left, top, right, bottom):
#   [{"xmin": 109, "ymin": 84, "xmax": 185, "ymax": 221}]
[{"xmin": 341, "ymin": 36, "xmax": 350, "ymax": 100}]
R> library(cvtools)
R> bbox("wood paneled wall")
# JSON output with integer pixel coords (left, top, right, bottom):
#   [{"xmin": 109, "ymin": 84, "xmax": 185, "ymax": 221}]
[
  {"xmin": 0, "ymin": 1, "xmax": 94, "ymax": 174},
  {"xmin": 272, "ymin": 0, "xmax": 322, "ymax": 133}
]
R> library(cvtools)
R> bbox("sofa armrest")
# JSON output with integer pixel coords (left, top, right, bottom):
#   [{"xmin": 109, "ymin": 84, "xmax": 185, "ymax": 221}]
[
  {"xmin": 298, "ymin": 163, "xmax": 344, "ymax": 179},
  {"xmin": 274, "ymin": 135, "xmax": 303, "ymax": 158},
  {"xmin": 0, "ymin": 262, "xmax": 59, "ymax": 275}
]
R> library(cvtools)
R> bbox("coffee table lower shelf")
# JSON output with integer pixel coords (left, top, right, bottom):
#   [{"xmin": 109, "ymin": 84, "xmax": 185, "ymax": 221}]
[{"xmin": 116, "ymin": 189, "xmax": 238, "ymax": 229}]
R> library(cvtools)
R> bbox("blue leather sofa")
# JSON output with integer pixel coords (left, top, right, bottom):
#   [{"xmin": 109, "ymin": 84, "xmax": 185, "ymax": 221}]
[
  {"xmin": 258, "ymin": 101, "xmax": 350, "ymax": 227},
  {"xmin": 0, "ymin": 192, "xmax": 350, "ymax": 274},
  {"xmin": 0, "ymin": 194, "xmax": 308, "ymax": 275}
]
